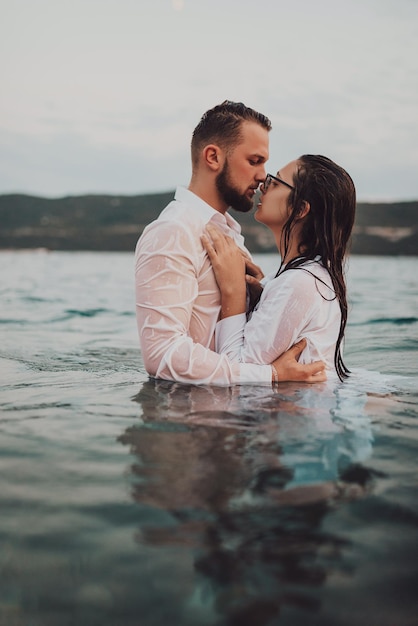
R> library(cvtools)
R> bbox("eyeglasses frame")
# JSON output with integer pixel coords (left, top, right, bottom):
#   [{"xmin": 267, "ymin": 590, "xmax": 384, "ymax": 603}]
[{"xmin": 263, "ymin": 173, "xmax": 295, "ymax": 192}]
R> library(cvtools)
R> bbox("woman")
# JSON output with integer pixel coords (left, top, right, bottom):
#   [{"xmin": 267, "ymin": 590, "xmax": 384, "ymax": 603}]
[{"xmin": 201, "ymin": 154, "xmax": 356, "ymax": 382}]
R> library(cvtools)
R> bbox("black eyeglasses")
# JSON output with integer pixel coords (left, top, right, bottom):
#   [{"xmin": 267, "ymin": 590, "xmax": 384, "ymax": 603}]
[{"xmin": 263, "ymin": 173, "xmax": 295, "ymax": 192}]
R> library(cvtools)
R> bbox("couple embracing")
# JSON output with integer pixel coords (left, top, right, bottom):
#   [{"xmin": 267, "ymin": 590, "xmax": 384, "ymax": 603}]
[{"xmin": 135, "ymin": 100, "xmax": 356, "ymax": 386}]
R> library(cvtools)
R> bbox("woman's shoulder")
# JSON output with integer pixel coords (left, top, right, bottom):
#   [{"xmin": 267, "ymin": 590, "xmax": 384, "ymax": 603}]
[
  {"xmin": 269, "ymin": 260, "xmax": 333, "ymax": 296},
  {"xmin": 278, "ymin": 259, "xmax": 326, "ymax": 281}
]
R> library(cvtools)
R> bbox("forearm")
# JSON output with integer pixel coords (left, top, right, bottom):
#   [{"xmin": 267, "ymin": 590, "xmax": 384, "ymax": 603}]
[
  {"xmin": 137, "ymin": 306, "xmax": 239, "ymax": 384},
  {"xmin": 201, "ymin": 226, "xmax": 247, "ymax": 319},
  {"xmin": 220, "ymin": 287, "xmax": 246, "ymax": 319},
  {"xmin": 137, "ymin": 307, "xmax": 272, "ymax": 385}
]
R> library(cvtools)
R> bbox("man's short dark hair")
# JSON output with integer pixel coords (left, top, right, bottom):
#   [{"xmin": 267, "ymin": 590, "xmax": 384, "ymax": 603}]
[{"xmin": 191, "ymin": 100, "xmax": 272, "ymax": 167}]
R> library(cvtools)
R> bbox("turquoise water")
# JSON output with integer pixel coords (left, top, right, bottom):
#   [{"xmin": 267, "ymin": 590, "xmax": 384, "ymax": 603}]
[{"xmin": 0, "ymin": 251, "xmax": 417, "ymax": 626}]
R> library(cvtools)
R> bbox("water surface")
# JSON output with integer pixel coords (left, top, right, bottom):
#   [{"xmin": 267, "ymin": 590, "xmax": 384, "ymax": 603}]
[{"xmin": 0, "ymin": 251, "xmax": 417, "ymax": 626}]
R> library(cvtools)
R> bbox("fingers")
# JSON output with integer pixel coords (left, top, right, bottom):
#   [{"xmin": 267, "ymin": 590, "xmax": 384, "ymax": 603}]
[
  {"xmin": 238, "ymin": 250, "xmax": 264, "ymax": 280},
  {"xmin": 289, "ymin": 353, "xmax": 327, "ymax": 383},
  {"xmin": 202, "ymin": 225, "xmax": 245, "ymax": 273},
  {"xmin": 205, "ymin": 224, "xmax": 228, "ymax": 248},
  {"xmin": 201, "ymin": 225, "xmax": 232, "ymax": 255},
  {"xmin": 239, "ymin": 249, "xmax": 252, "ymax": 262},
  {"xmin": 245, "ymin": 275, "xmax": 263, "ymax": 297},
  {"xmin": 245, "ymin": 258, "xmax": 264, "ymax": 280},
  {"xmin": 287, "ymin": 340, "xmax": 327, "ymax": 383},
  {"xmin": 271, "ymin": 337, "xmax": 328, "ymax": 384},
  {"xmin": 305, "ymin": 372, "xmax": 327, "ymax": 383},
  {"xmin": 287, "ymin": 338, "xmax": 307, "ymax": 358},
  {"xmin": 201, "ymin": 233, "xmax": 217, "ymax": 262},
  {"xmin": 301, "ymin": 361, "xmax": 327, "ymax": 383}
]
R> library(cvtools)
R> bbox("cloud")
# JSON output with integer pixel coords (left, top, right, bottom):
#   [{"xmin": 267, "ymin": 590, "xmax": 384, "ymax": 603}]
[
  {"xmin": 172, "ymin": 0, "xmax": 185, "ymax": 10},
  {"xmin": 0, "ymin": 0, "xmax": 417, "ymax": 199},
  {"xmin": 0, "ymin": 128, "xmax": 189, "ymax": 196}
]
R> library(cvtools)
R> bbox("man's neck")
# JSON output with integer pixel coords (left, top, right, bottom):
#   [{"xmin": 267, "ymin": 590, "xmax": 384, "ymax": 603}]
[{"xmin": 188, "ymin": 180, "xmax": 228, "ymax": 215}]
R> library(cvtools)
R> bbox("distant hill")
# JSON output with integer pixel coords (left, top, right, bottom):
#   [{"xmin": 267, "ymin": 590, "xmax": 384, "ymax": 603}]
[{"xmin": 0, "ymin": 192, "xmax": 417, "ymax": 255}]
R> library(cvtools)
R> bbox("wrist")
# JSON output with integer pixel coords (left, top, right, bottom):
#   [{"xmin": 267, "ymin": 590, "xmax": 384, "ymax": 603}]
[{"xmin": 220, "ymin": 292, "xmax": 246, "ymax": 319}]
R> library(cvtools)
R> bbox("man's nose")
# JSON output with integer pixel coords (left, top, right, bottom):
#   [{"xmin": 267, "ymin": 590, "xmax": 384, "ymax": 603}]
[{"xmin": 256, "ymin": 164, "xmax": 267, "ymax": 183}]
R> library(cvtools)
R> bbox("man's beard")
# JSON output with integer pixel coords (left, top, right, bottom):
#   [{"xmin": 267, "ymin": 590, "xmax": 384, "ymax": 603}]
[{"xmin": 215, "ymin": 160, "xmax": 254, "ymax": 213}]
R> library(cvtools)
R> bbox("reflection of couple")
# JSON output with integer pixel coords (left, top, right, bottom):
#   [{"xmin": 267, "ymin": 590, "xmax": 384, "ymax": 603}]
[
  {"xmin": 120, "ymin": 378, "xmax": 374, "ymax": 624},
  {"xmin": 129, "ymin": 377, "xmax": 374, "ymax": 496},
  {"xmin": 135, "ymin": 100, "xmax": 356, "ymax": 386}
]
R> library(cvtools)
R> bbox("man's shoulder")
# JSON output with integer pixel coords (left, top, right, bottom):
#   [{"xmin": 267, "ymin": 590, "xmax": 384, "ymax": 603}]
[
  {"xmin": 142, "ymin": 202, "xmax": 202, "ymax": 236},
  {"xmin": 141, "ymin": 191, "xmax": 208, "ymax": 236},
  {"xmin": 158, "ymin": 198, "xmax": 198, "ymax": 222},
  {"xmin": 135, "ymin": 198, "xmax": 205, "ymax": 257}
]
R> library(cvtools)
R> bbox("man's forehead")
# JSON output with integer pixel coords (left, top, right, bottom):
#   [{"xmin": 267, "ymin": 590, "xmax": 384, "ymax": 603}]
[{"xmin": 236, "ymin": 121, "xmax": 269, "ymax": 156}]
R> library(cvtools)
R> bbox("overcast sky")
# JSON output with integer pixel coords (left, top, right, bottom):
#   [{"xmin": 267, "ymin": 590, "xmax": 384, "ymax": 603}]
[{"xmin": 1, "ymin": 0, "xmax": 417, "ymax": 201}]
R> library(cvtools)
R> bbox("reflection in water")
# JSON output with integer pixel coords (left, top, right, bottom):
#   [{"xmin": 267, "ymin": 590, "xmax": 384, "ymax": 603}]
[{"xmin": 119, "ymin": 379, "xmax": 375, "ymax": 624}]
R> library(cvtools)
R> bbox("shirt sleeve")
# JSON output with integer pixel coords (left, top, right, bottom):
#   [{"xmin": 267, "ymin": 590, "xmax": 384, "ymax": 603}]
[
  {"xmin": 135, "ymin": 220, "xmax": 271, "ymax": 385},
  {"xmin": 215, "ymin": 269, "xmax": 320, "ymax": 366}
]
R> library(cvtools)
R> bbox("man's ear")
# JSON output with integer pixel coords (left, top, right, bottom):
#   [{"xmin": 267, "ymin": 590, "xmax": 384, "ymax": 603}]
[
  {"xmin": 297, "ymin": 200, "xmax": 311, "ymax": 220},
  {"xmin": 202, "ymin": 144, "xmax": 224, "ymax": 171}
]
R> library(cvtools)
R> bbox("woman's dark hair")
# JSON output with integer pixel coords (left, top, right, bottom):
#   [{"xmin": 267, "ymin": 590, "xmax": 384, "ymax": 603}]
[
  {"xmin": 191, "ymin": 100, "xmax": 272, "ymax": 167},
  {"xmin": 280, "ymin": 154, "xmax": 356, "ymax": 381}
]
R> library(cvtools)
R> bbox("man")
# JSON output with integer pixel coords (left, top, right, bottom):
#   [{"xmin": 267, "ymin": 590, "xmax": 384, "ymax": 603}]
[{"xmin": 135, "ymin": 100, "xmax": 326, "ymax": 385}]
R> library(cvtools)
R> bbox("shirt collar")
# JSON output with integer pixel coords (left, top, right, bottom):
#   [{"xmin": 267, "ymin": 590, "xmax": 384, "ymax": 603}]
[{"xmin": 174, "ymin": 186, "xmax": 242, "ymax": 234}]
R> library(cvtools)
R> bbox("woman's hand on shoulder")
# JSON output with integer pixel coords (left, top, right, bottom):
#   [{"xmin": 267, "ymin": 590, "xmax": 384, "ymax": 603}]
[
  {"xmin": 201, "ymin": 224, "xmax": 246, "ymax": 294},
  {"xmin": 201, "ymin": 224, "xmax": 246, "ymax": 317}
]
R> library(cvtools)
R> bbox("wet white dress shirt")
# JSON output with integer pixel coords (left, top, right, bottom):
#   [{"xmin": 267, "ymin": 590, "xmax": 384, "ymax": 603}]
[
  {"xmin": 215, "ymin": 259, "xmax": 341, "ymax": 379},
  {"xmin": 135, "ymin": 186, "xmax": 271, "ymax": 385}
]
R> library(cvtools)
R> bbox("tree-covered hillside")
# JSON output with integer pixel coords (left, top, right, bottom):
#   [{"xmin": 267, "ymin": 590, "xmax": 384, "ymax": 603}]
[{"xmin": 0, "ymin": 192, "xmax": 417, "ymax": 255}]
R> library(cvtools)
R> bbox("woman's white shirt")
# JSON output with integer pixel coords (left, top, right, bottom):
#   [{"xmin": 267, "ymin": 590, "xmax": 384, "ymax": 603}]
[{"xmin": 215, "ymin": 260, "xmax": 341, "ymax": 377}]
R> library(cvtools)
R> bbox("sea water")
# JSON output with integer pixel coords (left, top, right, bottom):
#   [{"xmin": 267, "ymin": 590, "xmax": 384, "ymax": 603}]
[{"xmin": 0, "ymin": 251, "xmax": 417, "ymax": 626}]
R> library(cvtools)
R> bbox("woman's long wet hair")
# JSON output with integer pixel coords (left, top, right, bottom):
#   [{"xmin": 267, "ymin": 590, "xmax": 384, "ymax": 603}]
[{"xmin": 279, "ymin": 154, "xmax": 356, "ymax": 381}]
